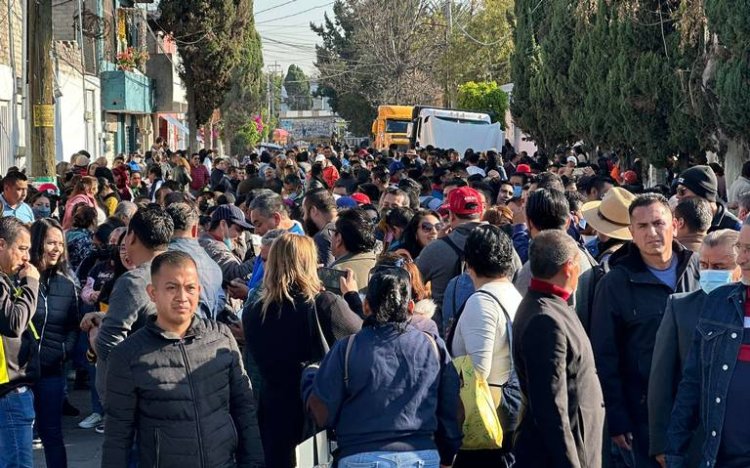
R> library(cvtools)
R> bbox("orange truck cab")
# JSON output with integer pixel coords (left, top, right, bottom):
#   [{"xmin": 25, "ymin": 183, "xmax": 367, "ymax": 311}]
[{"xmin": 372, "ymin": 105, "xmax": 413, "ymax": 151}]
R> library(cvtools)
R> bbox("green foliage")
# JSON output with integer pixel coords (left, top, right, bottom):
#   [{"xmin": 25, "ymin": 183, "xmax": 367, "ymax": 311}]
[
  {"xmin": 311, "ymin": 1, "xmax": 374, "ymax": 135},
  {"xmin": 159, "ymin": 0, "xmax": 252, "ymax": 130},
  {"xmin": 456, "ymin": 81, "xmax": 509, "ymax": 125},
  {"xmin": 442, "ymin": 0, "xmax": 515, "ymax": 105},
  {"xmin": 311, "ymin": 0, "xmax": 443, "ymax": 135},
  {"xmin": 705, "ymin": 0, "xmax": 750, "ymax": 139},
  {"xmin": 222, "ymin": 28, "xmax": 264, "ymax": 154},
  {"xmin": 510, "ymin": 0, "xmax": 703, "ymax": 165},
  {"xmin": 233, "ymin": 115, "xmax": 264, "ymax": 151},
  {"xmin": 284, "ymin": 65, "xmax": 313, "ymax": 111}
]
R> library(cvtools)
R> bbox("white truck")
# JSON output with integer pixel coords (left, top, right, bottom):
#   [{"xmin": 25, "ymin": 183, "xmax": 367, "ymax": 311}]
[{"xmin": 407, "ymin": 106, "xmax": 504, "ymax": 154}]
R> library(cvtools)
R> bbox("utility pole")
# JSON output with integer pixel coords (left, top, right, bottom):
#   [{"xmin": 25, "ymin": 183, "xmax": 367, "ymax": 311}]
[
  {"xmin": 444, "ymin": 0, "xmax": 453, "ymax": 108},
  {"xmin": 28, "ymin": 0, "xmax": 56, "ymax": 177}
]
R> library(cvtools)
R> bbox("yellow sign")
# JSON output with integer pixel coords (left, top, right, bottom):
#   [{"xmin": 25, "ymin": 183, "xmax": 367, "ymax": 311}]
[{"xmin": 33, "ymin": 105, "xmax": 54, "ymax": 128}]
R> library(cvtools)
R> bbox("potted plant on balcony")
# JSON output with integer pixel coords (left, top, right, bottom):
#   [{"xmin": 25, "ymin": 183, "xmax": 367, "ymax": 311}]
[{"xmin": 116, "ymin": 47, "xmax": 150, "ymax": 73}]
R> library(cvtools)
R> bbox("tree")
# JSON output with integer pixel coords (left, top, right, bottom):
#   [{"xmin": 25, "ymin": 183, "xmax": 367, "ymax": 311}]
[
  {"xmin": 221, "ymin": 27, "xmax": 264, "ymax": 154},
  {"xmin": 159, "ymin": 0, "xmax": 252, "ymax": 151},
  {"xmin": 456, "ymin": 81, "xmax": 509, "ymax": 124},
  {"xmin": 510, "ymin": 0, "xmax": 703, "ymax": 164},
  {"xmin": 312, "ymin": 0, "xmax": 445, "ymax": 135},
  {"xmin": 441, "ymin": 0, "xmax": 515, "ymax": 107},
  {"xmin": 311, "ymin": 1, "xmax": 374, "ymax": 135},
  {"xmin": 284, "ymin": 65, "xmax": 313, "ymax": 110}
]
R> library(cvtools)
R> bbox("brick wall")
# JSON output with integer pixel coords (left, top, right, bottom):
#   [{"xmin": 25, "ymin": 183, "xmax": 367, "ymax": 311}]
[
  {"xmin": 0, "ymin": 0, "xmax": 25, "ymax": 77},
  {"xmin": 52, "ymin": 0, "xmax": 79, "ymax": 42}
]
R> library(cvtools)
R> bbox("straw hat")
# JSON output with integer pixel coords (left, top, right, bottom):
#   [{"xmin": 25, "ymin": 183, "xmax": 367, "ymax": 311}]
[{"xmin": 582, "ymin": 187, "xmax": 636, "ymax": 240}]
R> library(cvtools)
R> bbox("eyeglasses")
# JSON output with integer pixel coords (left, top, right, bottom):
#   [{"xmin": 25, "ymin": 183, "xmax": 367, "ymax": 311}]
[{"xmin": 420, "ymin": 221, "xmax": 444, "ymax": 233}]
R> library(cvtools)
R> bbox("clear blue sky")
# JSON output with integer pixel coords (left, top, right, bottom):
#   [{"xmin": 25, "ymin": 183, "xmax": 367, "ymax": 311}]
[{"xmin": 254, "ymin": 0, "xmax": 334, "ymax": 76}]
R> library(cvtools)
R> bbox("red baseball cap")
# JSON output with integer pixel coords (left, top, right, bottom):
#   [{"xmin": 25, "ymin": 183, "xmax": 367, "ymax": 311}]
[
  {"xmin": 515, "ymin": 164, "xmax": 532, "ymax": 174},
  {"xmin": 447, "ymin": 187, "xmax": 483, "ymax": 216},
  {"xmin": 623, "ymin": 170, "xmax": 638, "ymax": 184},
  {"xmin": 351, "ymin": 192, "xmax": 371, "ymax": 205}
]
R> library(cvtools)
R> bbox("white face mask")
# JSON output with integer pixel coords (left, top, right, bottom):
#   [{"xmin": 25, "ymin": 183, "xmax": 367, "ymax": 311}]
[{"xmin": 700, "ymin": 269, "xmax": 734, "ymax": 294}]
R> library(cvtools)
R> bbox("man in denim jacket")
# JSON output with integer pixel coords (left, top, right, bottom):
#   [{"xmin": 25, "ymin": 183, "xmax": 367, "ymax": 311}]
[{"xmin": 668, "ymin": 219, "xmax": 750, "ymax": 467}]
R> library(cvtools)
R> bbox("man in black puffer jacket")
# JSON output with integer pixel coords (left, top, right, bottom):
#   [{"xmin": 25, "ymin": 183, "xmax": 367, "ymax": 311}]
[{"xmin": 102, "ymin": 251, "xmax": 264, "ymax": 468}]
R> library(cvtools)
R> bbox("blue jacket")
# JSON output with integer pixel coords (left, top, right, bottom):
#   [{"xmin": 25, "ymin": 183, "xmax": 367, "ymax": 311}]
[
  {"xmin": 667, "ymin": 282, "xmax": 745, "ymax": 467},
  {"xmin": 306, "ymin": 323, "xmax": 462, "ymax": 465}
]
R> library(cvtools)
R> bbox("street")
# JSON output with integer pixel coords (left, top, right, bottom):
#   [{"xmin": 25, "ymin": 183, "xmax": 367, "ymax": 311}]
[{"xmin": 33, "ymin": 388, "xmax": 102, "ymax": 468}]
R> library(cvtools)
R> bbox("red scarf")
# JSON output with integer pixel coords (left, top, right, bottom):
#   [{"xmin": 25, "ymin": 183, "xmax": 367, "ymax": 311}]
[{"xmin": 529, "ymin": 278, "xmax": 572, "ymax": 301}]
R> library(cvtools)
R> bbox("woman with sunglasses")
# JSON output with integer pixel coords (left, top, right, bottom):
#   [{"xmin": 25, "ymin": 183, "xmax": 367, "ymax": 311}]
[
  {"xmin": 304, "ymin": 267, "xmax": 462, "ymax": 468},
  {"xmin": 398, "ymin": 210, "xmax": 444, "ymax": 259}
]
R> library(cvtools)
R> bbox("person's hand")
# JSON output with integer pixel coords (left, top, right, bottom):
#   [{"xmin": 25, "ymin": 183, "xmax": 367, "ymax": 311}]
[
  {"xmin": 228, "ymin": 322, "xmax": 245, "ymax": 345},
  {"xmin": 612, "ymin": 433, "xmax": 633, "ymax": 451},
  {"xmin": 80, "ymin": 312, "xmax": 104, "ymax": 331},
  {"xmin": 583, "ymin": 166, "xmax": 596, "ymax": 177},
  {"xmin": 655, "ymin": 454, "xmax": 666, "ymax": 468},
  {"xmin": 91, "ymin": 291, "xmax": 100, "ymax": 302},
  {"xmin": 437, "ymin": 223, "xmax": 452, "ymax": 239},
  {"xmin": 339, "ymin": 269, "xmax": 358, "ymax": 295},
  {"xmin": 510, "ymin": 201, "xmax": 526, "ymax": 225},
  {"xmin": 88, "ymin": 326, "xmax": 99, "ymax": 350},
  {"xmin": 228, "ymin": 279, "xmax": 249, "ymax": 300},
  {"xmin": 19, "ymin": 262, "xmax": 39, "ymax": 281}
]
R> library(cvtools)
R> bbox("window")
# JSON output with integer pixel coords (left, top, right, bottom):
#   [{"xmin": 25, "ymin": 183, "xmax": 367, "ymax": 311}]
[{"xmin": 385, "ymin": 119, "xmax": 409, "ymax": 134}]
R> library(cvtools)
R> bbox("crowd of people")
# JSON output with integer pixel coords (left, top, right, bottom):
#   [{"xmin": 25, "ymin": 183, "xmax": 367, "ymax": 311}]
[{"xmin": 0, "ymin": 140, "xmax": 749, "ymax": 468}]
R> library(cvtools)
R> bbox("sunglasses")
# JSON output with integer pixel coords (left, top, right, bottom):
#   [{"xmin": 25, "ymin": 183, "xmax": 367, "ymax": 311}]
[{"xmin": 420, "ymin": 221, "xmax": 444, "ymax": 233}]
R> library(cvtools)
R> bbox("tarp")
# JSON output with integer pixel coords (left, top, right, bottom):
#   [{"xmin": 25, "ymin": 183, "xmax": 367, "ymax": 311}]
[
  {"xmin": 419, "ymin": 117, "xmax": 503, "ymax": 154},
  {"xmin": 161, "ymin": 114, "xmax": 189, "ymax": 135}
]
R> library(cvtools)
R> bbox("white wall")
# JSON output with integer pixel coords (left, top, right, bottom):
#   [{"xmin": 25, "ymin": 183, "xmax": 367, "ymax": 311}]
[
  {"xmin": 54, "ymin": 65, "xmax": 102, "ymax": 162},
  {"xmin": 0, "ymin": 64, "xmax": 27, "ymax": 172}
]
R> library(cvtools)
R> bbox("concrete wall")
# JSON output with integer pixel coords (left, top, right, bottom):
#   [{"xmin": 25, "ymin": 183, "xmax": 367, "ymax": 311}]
[
  {"xmin": 147, "ymin": 54, "xmax": 186, "ymax": 113},
  {"xmin": 55, "ymin": 63, "xmax": 101, "ymax": 161}
]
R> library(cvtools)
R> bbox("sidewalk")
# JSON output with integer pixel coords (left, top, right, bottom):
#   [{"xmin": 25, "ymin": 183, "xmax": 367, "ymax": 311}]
[{"xmin": 33, "ymin": 388, "xmax": 103, "ymax": 468}]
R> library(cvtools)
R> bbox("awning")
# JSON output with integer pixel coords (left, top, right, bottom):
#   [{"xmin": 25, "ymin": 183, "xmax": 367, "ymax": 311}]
[{"xmin": 161, "ymin": 114, "xmax": 189, "ymax": 135}]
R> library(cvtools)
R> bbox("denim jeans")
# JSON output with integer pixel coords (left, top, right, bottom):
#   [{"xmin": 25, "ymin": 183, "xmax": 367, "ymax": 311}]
[
  {"xmin": 33, "ymin": 376, "xmax": 67, "ymax": 468},
  {"xmin": 0, "ymin": 387, "xmax": 34, "ymax": 468},
  {"xmin": 88, "ymin": 362, "xmax": 103, "ymax": 415},
  {"xmin": 339, "ymin": 450, "xmax": 440, "ymax": 468}
]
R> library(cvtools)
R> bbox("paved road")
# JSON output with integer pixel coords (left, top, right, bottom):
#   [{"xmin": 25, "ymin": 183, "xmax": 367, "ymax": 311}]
[{"xmin": 33, "ymin": 388, "xmax": 102, "ymax": 468}]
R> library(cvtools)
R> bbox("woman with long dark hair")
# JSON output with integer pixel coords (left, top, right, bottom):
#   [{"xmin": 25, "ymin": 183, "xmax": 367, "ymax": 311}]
[
  {"xmin": 29, "ymin": 219, "xmax": 80, "ymax": 468},
  {"xmin": 305, "ymin": 267, "xmax": 462, "ymax": 467},
  {"xmin": 397, "ymin": 209, "xmax": 443, "ymax": 259}
]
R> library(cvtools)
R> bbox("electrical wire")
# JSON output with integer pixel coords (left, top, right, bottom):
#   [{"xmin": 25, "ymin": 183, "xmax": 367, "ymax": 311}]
[
  {"xmin": 255, "ymin": 1, "xmax": 334, "ymax": 24},
  {"xmin": 254, "ymin": 0, "xmax": 299, "ymax": 16}
]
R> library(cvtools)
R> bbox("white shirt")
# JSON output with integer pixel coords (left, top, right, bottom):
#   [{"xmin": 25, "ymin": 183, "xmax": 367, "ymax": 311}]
[{"xmin": 452, "ymin": 280, "xmax": 522, "ymax": 404}]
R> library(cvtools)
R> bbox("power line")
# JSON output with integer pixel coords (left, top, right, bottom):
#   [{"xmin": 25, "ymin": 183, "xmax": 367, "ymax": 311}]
[
  {"xmin": 256, "ymin": 1, "xmax": 334, "ymax": 24},
  {"xmin": 254, "ymin": 0, "xmax": 299, "ymax": 15}
]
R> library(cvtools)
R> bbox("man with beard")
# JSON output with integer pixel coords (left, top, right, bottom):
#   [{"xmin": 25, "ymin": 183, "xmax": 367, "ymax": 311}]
[{"xmin": 303, "ymin": 188, "xmax": 338, "ymax": 267}]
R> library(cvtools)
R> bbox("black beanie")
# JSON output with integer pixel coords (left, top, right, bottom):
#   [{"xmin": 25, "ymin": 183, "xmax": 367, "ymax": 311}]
[{"xmin": 676, "ymin": 165, "xmax": 717, "ymax": 202}]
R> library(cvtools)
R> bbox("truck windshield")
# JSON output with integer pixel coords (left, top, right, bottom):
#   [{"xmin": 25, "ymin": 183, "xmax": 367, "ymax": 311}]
[{"xmin": 385, "ymin": 119, "xmax": 410, "ymax": 133}]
